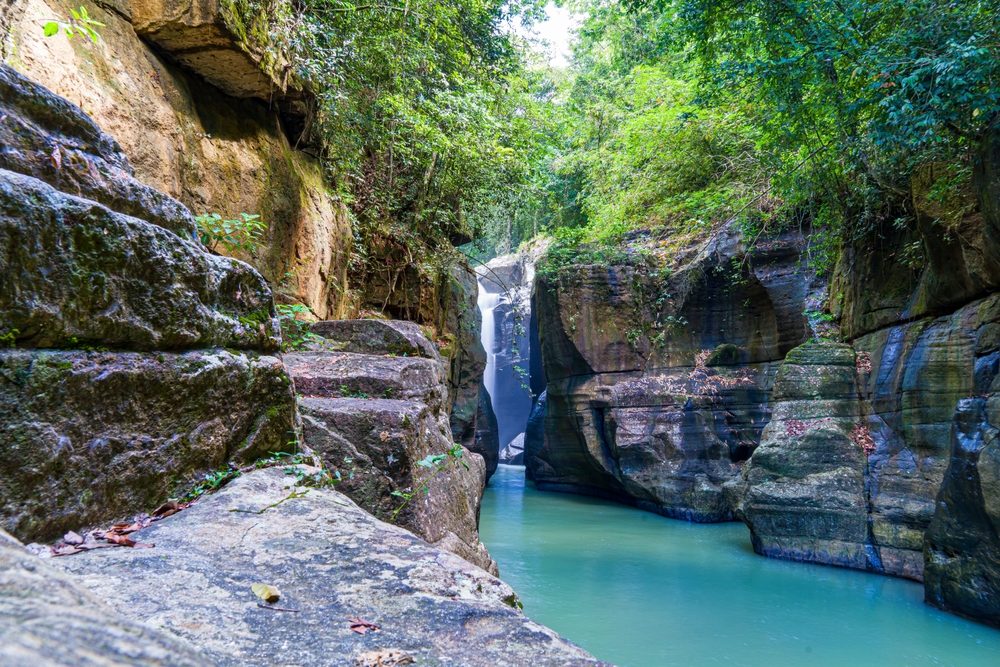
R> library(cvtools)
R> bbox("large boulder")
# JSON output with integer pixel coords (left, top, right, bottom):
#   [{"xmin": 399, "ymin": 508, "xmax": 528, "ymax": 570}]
[
  {"xmin": 50, "ymin": 467, "xmax": 605, "ymax": 666},
  {"xmin": 0, "ymin": 349, "xmax": 295, "ymax": 541},
  {"xmin": 0, "ymin": 63, "xmax": 195, "ymax": 239},
  {"xmin": 290, "ymin": 320, "xmax": 496, "ymax": 573},
  {"xmin": 0, "ymin": 168, "xmax": 278, "ymax": 351},
  {"xmin": 0, "ymin": 65, "xmax": 296, "ymax": 543},
  {"xmin": 0, "ymin": 529, "xmax": 206, "ymax": 665},
  {"xmin": 735, "ymin": 341, "xmax": 870, "ymax": 570},
  {"xmin": 528, "ymin": 227, "xmax": 814, "ymax": 520}
]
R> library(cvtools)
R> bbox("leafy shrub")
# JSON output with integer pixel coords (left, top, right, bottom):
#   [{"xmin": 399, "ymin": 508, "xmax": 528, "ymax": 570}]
[{"xmin": 195, "ymin": 212, "xmax": 267, "ymax": 256}]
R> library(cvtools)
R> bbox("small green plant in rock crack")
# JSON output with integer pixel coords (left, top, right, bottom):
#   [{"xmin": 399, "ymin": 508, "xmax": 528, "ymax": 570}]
[
  {"xmin": 0, "ymin": 328, "xmax": 18, "ymax": 348},
  {"xmin": 339, "ymin": 384, "xmax": 370, "ymax": 399},
  {"xmin": 283, "ymin": 465, "xmax": 339, "ymax": 489},
  {"xmin": 389, "ymin": 444, "xmax": 468, "ymax": 522},
  {"xmin": 276, "ymin": 304, "xmax": 324, "ymax": 351},
  {"xmin": 178, "ymin": 451, "xmax": 304, "ymax": 502}
]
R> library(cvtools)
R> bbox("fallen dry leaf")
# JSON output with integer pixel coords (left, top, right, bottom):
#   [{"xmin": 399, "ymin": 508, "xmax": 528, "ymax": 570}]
[
  {"xmin": 251, "ymin": 583, "xmax": 281, "ymax": 604},
  {"xmin": 152, "ymin": 500, "xmax": 190, "ymax": 518},
  {"xmin": 349, "ymin": 618, "xmax": 381, "ymax": 635}
]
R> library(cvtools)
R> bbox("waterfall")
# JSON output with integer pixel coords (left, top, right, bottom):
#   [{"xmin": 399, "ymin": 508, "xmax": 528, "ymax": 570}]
[
  {"xmin": 477, "ymin": 266, "xmax": 534, "ymax": 464},
  {"xmin": 477, "ymin": 279, "xmax": 501, "ymax": 401}
]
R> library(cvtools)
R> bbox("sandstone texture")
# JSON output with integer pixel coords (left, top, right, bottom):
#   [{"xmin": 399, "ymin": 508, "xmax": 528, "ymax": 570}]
[
  {"xmin": 0, "ymin": 64, "xmax": 296, "ymax": 543},
  {"xmin": 129, "ymin": 0, "xmax": 299, "ymax": 101},
  {"xmin": 6, "ymin": 0, "xmax": 352, "ymax": 319},
  {"xmin": 527, "ymin": 227, "xmax": 814, "ymax": 521},
  {"xmin": 0, "ymin": 529, "xmax": 207, "ymax": 666},
  {"xmin": 735, "ymin": 341, "xmax": 869, "ymax": 569},
  {"xmin": 51, "ymin": 467, "xmax": 604, "ymax": 666},
  {"xmin": 290, "ymin": 319, "xmax": 496, "ymax": 573}
]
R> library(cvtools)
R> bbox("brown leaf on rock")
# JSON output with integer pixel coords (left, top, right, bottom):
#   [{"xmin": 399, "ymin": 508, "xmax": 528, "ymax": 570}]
[
  {"xmin": 152, "ymin": 500, "xmax": 190, "ymax": 518},
  {"xmin": 349, "ymin": 618, "xmax": 381, "ymax": 635}
]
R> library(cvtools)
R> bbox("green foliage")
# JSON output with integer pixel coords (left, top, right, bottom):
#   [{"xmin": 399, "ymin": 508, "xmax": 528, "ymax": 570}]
[
  {"xmin": 486, "ymin": 0, "xmax": 996, "ymax": 271},
  {"xmin": 43, "ymin": 6, "xmax": 104, "ymax": 42},
  {"xmin": 275, "ymin": 303, "xmax": 322, "ymax": 351},
  {"xmin": 280, "ymin": 0, "xmax": 552, "ymax": 297},
  {"xmin": 195, "ymin": 212, "xmax": 267, "ymax": 256},
  {"xmin": 0, "ymin": 328, "xmax": 18, "ymax": 348},
  {"xmin": 180, "ymin": 466, "xmax": 242, "ymax": 503},
  {"xmin": 389, "ymin": 443, "xmax": 469, "ymax": 521}
]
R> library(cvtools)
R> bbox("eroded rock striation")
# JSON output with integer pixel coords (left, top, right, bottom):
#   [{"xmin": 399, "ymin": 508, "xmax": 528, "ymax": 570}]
[
  {"xmin": 290, "ymin": 319, "xmax": 497, "ymax": 573},
  {"xmin": 50, "ymin": 467, "xmax": 605, "ymax": 666},
  {"xmin": 0, "ymin": 64, "xmax": 296, "ymax": 542},
  {"xmin": 527, "ymin": 227, "xmax": 814, "ymax": 521}
]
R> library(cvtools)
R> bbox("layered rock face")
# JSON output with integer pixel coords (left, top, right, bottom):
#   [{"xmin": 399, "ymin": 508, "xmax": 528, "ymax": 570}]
[
  {"xmin": 735, "ymin": 341, "xmax": 870, "ymax": 569},
  {"xmin": 0, "ymin": 64, "xmax": 296, "ymax": 541},
  {"xmin": 527, "ymin": 228, "xmax": 814, "ymax": 521},
  {"xmin": 735, "ymin": 138, "xmax": 1000, "ymax": 623},
  {"xmin": 289, "ymin": 319, "xmax": 496, "ymax": 573},
  {"xmin": 924, "ymin": 396, "xmax": 1000, "ymax": 627},
  {"xmin": 740, "ymin": 296, "xmax": 1000, "ymax": 592},
  {"xmin": 5, "ymin": 0, "xmax": 352, "ymax": 319},
  {"xmin": 47, "ymin": 467, "xmax": 604, "ymax": 666}
]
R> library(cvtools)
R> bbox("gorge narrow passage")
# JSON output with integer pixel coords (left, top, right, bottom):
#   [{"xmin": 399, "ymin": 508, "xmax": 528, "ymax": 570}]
[{"xmin": 479, "ymin": 465, "xmax": 1000, "ymax": 666}]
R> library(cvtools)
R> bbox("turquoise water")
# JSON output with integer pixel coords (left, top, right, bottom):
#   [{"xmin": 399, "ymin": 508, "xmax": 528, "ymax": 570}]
[{"xmin": 479, "ymin": 465, "xmax": 1000, "ymax": 666}]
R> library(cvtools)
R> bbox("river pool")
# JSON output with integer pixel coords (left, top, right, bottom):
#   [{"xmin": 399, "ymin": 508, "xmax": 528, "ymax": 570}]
[{"xmin": 479, "ymin": 464, "xmax": 1000, "ymax": 666}]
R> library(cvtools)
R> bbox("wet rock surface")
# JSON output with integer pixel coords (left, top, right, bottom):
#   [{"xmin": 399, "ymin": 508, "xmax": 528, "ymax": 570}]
[
  {"xmin": 290, "ymin": 320, "xmax": 496, "ymax": 573},
  {"xmin": 735, "ymin": 341, "xmax": 869, "ymax": 569},
  {"xmin": 51, "ymin": 467, "xmax": 604, "ymax": 666},
  {"xmin": 0, "ymin": 168, "xmax": 278, "ymax": 351},
  {"xmin": 0, "ymin": 529, "xmax": 206, "ymax": 666}
]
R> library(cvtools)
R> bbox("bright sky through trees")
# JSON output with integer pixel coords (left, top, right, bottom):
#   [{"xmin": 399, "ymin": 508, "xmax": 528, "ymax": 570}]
[{"xmin": 518, "ymin": 3, "xmax": 580, "ymax": 68}]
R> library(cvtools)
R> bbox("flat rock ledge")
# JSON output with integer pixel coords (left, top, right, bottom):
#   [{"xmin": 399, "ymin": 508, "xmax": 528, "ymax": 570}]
[
  {"xmin": 0, "ymin": 530, "xmax": 205, "ymax": 666},
  {"xmin": 49, "ymin": 467, "xmax": 605, "ymax": 666}
]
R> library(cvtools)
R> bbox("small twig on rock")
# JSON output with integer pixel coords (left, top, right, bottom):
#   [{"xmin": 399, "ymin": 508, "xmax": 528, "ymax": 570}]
[
  {"xmin": 229, "ymin": 490, "xmax": 309, "ymax": 515},
  {"xmin": 257, "ymin": 602, "xmax": 300, "ymax": 613}
]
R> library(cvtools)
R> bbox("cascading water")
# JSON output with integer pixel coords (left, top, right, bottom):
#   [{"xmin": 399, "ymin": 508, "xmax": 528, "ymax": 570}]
[
  {"xmin": 477, "ymin": 279, "xmax": 502, "ymax": 402},
  {"xmin": 477, "ymin": 264, "xmax": 535, "ymax": 463}
]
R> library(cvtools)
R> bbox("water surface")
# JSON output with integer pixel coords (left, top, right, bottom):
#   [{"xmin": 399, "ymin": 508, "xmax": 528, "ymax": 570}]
[{"xmin": 480, "ymin": 465, "xmax": 1000, "ymax": 666}]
